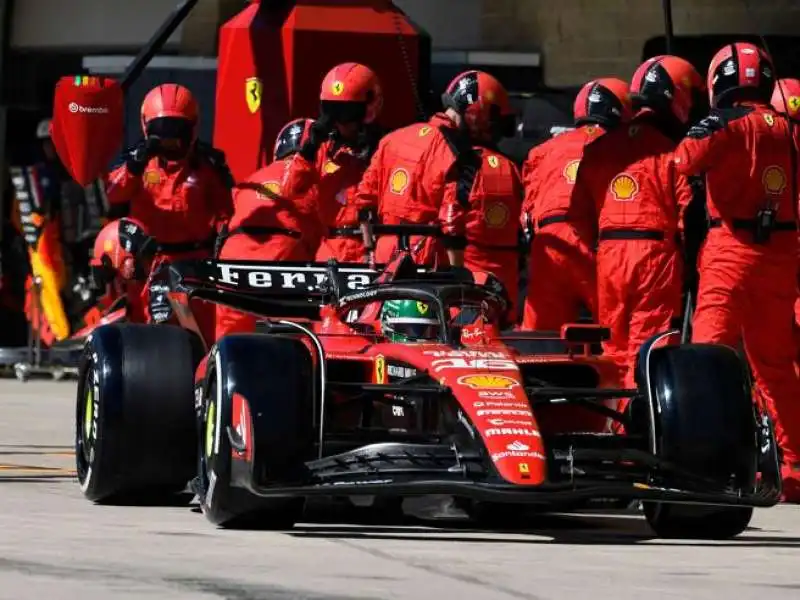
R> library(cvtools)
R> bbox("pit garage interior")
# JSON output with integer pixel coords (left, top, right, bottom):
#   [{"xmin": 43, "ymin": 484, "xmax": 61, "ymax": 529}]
[{"xmin": 2, "ymin": 0, "xmax": 800, "ymax": 165}]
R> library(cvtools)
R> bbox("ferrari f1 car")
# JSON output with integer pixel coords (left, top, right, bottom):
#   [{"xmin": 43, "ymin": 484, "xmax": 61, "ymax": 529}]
[{"xmin": 75, "ymin": 251, "xmax": 781, "ymax": 539}]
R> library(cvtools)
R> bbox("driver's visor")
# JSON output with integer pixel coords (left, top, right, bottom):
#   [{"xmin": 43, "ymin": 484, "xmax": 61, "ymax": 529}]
[{"xmin": 385, "ymin": 317, "xmax": 439, "ymax": 341}]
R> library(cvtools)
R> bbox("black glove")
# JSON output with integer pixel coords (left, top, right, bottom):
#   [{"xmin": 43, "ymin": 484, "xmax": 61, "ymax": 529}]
[
  {"xmin": 125, "ymin": 138, "xmax": 158, "ymax": 176},
  {"xmin": 299, "ymin": 115, "xmax": 333, "ymax": 162}
]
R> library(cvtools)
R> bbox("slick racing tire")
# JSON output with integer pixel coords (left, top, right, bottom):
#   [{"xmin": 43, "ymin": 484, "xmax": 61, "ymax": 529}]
[
  {"xmin": 76, "ymin": 324, "xmax": 203, "ymax": 504},
  {"xmin": 643, "ymin": 503, "xmax": 753, "ymax": 540},
  {"xmin": 198, "ymin": 335, "xmax": 313, "ymax": 529},
  {"xmin": 639, "ymin": 342, "xmax": 757, "ymax": 539}
]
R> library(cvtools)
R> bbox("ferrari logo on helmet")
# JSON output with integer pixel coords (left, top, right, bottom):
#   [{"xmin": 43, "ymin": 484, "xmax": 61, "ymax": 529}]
[
  {"xmin": 487, "ymin": 155, "xmax": 499, "ymax": 168},
  {"xmin": 563, "ymin": 159, "xmax": 580, "ymax": 184},
  {"xmin": 789, "ymin": 96, "xmax": 800, "ymax": 114},
  {"xmin": 374, "ymin": 355, "xmax": 386, "ymax": 384},
  {"xmin": 764, "ymin": 113, "xmax": 775, "ymax": 127},
  {"xmin": 484, "ymin": 203, "xmax": 510, "ymax": 228},
  {"xmin": 416, "ymin": 302, "xmax": 429, "ymax": 314},
  {"xmin": 331, "ymin": 80, "xmax": 344, "ymax": 96},
  {"xmin": 519, "ymin": 463, "xmax": 530, "ymax": 475},
  {"xmin": 389, "ymin": 168, "xmax": 410, "ymax": 195},
  {"xmin": 419, "ymin": 126, "xmax": 432, "ymax": 137},
  {"xmin": 245, "ymin": 77, "xmax": 262, "ymax": 114},
  {"xmin": 258, "ymin": 181, "xmax": 281, "ymax": 198},
  {"xmin": 323, "ymin": 161, "xmax": 340, "ymax": 174},
  {"xmin": 610, "ymin": 173, "xmax": 639, "ymax": 201},
  {"xmin": 762, "ymin": 166, "xmax": 786, "ymax": 195}
]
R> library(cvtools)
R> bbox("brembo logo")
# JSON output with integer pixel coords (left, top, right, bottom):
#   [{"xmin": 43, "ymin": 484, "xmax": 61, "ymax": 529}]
[{"xmin": 68, "ymin": 102, "xmax": 109, "ymax": 114}]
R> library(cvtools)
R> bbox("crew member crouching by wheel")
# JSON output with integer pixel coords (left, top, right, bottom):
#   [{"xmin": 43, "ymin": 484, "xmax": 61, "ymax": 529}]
[
  {"xmin": 88, "ymin": 218, "xmax": 158, "ymax": 324},
  {"xmin": 214, "ymin": 119, "xmax": 329, "ymax": 340}
]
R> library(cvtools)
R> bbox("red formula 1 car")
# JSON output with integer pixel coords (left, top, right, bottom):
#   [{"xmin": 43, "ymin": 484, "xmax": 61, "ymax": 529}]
[{"xmin": 75, "ymin": 250, "xmax": 780, "ymax": 539}]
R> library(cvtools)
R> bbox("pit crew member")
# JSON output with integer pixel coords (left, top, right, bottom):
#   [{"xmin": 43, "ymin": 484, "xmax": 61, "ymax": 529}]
[
  {"xmin": 105, "ymin": 84, "xmax": 234, "ymax": 339},
  {"xmin": 88, "ymin": 218, "xmax": 158, "ymax": 324},
  {"xmin": 672, "ymin": 42, "xmax": 800, "ymax": 502},
  {"xmin": 594, "ymin": 56, "xmax": 703, "ymax": 391},
  {"xmin": 283, "ymin": 63, "xmax": 384, "ymax": 263},
  {"xmin": 215, "ymin": 118, "xmax": 328, "ymax": 340},
  {"xmin": 356, "ymin": 70, "xmax": 517, "ymax": 267},
  {"xmin": 520, "ymin": 77, "xmax": 633, "ymax": 330}
]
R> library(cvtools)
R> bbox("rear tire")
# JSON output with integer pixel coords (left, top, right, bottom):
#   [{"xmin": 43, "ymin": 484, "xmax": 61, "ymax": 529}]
[
  {"xmin": 75, "ymin": 324, "xmax": 202, "ymax": 504},
  {"xmin": 639, "ymin": 342, "xmax": 758, "ymax": 539}
]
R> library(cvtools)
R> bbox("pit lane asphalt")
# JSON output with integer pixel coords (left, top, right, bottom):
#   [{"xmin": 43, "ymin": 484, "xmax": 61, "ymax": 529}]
[{"xmin": 1, "ymin": 379, "xmax": 799, "ymax": 600}]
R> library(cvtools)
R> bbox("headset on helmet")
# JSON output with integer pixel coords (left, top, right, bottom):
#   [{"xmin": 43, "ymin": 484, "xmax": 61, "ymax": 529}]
[
  {"xmin": 572, "ymin": 78, "xmax": 633, "ymax": 128},
  {"xmin": 441, "ymin": 70, "xmax": 515, "ymax": 142},
  {"xmin": 707, "ymin": 42, "xmax": 775, "ymax": 108},
  {"xmin": 771, "ymin": 78, "xmax": 800, "ymax": 119},
  {"xmin": 140, "ymin": 84, "xmax": 199, "ymax": 159},
  {"xmin": 319, "ymin": 63, "xmax": 383, "ymax": 125},
  {"xmin": 273, "ymin": 118, "xmax": 315, "ymax": 161},
  {"xmin": 90, "ymin": 218, "xmax": 157, "ymax": 288},
  {"xmin": 630, "ymin": 55, "xmax": 705, "ymax": 124}
]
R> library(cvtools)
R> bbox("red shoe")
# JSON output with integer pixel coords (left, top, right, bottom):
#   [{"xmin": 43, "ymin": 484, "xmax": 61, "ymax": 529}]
[{"xmin": 780, "ymin": 463, "xmax": 800, "ymax": 503}]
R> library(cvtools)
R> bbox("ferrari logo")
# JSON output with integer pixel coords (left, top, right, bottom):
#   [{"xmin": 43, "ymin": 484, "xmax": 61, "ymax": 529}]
[
  {"xmin": 416, "ymin": 302, "xmax": 429, "ymax": 314},
  {"xmin": 144, "ymin": 170, "xmax": 161, "ymax": 185},
  {"xmin": 419, "ymin": 126, "xmax": 431, "ymax": 137},
  {"xmin": 519, "ymin": 463, "xmax": 529, "ymax": 474},
  {"xmin": 487, "ymin": 155, "xmax": 499, "ymax": 168},
  {"xmin": 764, "ymin": 113, "xmax": 775, "ymax": 127},
  {"xmin": 323, "ymin": 161, "xmax": 340, "ymax": 174},
  {"xmin": 789, "ymin": 96, "xmax": 800, "ymax": 114},
  {"xmin": 331, "ymin": 80, "xmax": 344, "ymax": 96},
  {"xmin": 245, "ymin": 77, "xmax": 263, "ymax": 114},
  {"xmin": 763, "ymin": 165, "xmax": 787, "ymax": 195},
  {"xmin": 374, "ymin": 355, "xmax": 386, "ymax": 384}
]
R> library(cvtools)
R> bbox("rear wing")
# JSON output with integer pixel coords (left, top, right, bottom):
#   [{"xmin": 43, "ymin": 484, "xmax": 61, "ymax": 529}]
[{"xmin": 168, "ymin": 258, "xmax": 378, "ymax": 297}]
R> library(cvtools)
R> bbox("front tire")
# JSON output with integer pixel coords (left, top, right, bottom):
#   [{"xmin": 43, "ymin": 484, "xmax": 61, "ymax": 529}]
[
  {"xmin": 638, "ymin": 342, "xmax": 759, "ymax": 539},
  {"xmin": 198, "ymin": 335, "xmax": 314, "ymax": 529}
]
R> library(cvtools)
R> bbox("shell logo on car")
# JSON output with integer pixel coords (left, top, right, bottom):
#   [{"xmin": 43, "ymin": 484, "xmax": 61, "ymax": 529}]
[
  {"xmin": 762, "ymin": 165, "xmax": 786, "ymax": 195},
  {"xmin": 389, "ymin": 168, "xmax": 410, "ymax": 195},
  {"xmin": 563, "ymin": 159, "xmax": 580, "ymax": 183},
  {"xmin": 610, "ymin": 173, "xmax": 638, "ymax": 201},
  {"xmin": 457, "ymin": 374, "xmax": 519, "ymax": 390}
]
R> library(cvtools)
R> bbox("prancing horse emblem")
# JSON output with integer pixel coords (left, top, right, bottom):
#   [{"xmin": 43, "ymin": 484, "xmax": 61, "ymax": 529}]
[{"xmin": 246, "ymin": 77, "xmax": 263, "ymax": 113}]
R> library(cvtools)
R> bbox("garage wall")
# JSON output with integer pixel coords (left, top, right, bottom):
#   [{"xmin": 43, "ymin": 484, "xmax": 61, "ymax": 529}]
[
  {"xmin": 10, "ymin": 0, "xmax": 184, "ymax": 50},
  {"xmin": 480, "ymin": 0, "xmax": 800, "ymax": 86}
]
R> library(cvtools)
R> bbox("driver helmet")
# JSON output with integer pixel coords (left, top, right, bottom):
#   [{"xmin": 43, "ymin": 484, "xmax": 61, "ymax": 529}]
[{"xmin": 380, "ymin": 299, "xmax": 439, "ymax": 343}]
